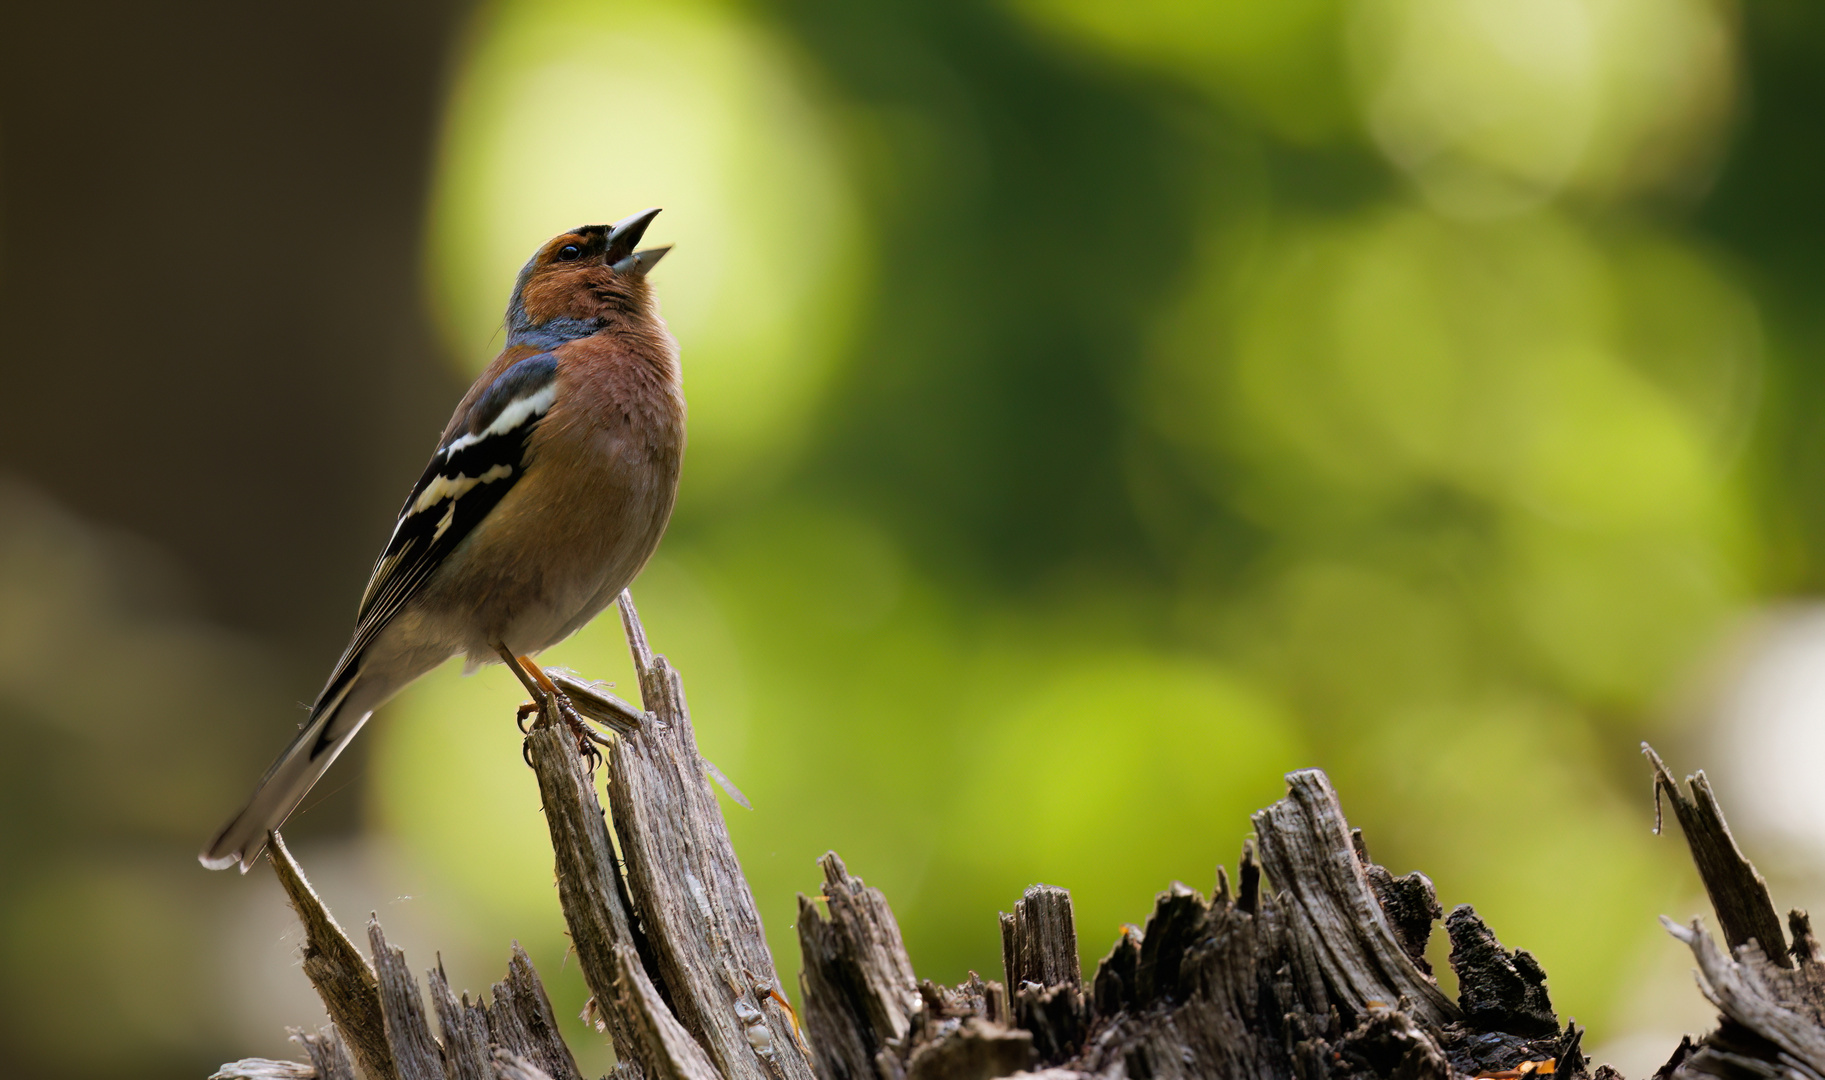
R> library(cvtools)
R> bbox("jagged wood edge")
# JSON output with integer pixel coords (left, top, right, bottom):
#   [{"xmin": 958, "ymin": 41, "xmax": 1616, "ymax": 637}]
[
  {"xmin": 596, "ymin": 591, "xmax": 816, "ymax": 1080},
  {"xmin": 267, "ymin": 831, "xmax": 399, "ymax": 1080}
]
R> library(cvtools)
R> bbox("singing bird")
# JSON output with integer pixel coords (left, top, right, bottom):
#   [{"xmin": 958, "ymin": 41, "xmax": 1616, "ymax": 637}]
[{"xmin": 202, "ymin": 209, "xmax": 683, "ymax": 872}]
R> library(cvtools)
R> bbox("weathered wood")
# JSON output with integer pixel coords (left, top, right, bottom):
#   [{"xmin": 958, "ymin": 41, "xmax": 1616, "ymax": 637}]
[
  {"xmin": 491, "ymin": 1049, "xmax": 559, "ymax": 1080},
  {"xmin": 369, "ymin": 919, "xmax": 444, "ymax": 1080},
  {"xmin": 602, "ymin": 591, "xmax": 816, "ymax": 1080},
  {"xmin": 550, "ymin": 669, "xmax": 648, "ymax": 740},
  {"xmin": 235, "ymin": 752, "xmax": 1595, "ymax": 1080},
  {"xmin": 1001, "ymin": 884, "xmax": 1081, "ymax": 990},
  {"xmin": 241, "ymin": 605, "xmax": 1825, "ymax": 1080},
  {"xmin": 486, "ymin": 944, "xmax": 584, "ymax": 1080},
  {"xmin": 1000, "ymin": 884, "xmax": 1087, "ymax": 1065},
  {"xmin": 295, "ymin": 1026, "xmax": 357, "ymax": 1080},
  {"xmin": 522, "ymin": 715, "xmax": 650, "ymax": 1073},
  {"xmin": 209, "ymin": 1059, "xmax": 316, "ymax": 1079},
  {"xmin": 1641, "ymin": 748, "xmax": 1825, "ymax": 1080},
  {"xmin": 1252, "ymin": 769, "xmax": 1459, "ymax": 1027},
  {"xmin": 266, "ymin": 831, "xmax": 398, "ymax": 1080},
  {"xmin": 1009, "ymin": 981, "xmax": 1086, "ymax": 1067},
  {"xmin": 1447, "ymin": 904, "xmax": 1557, "ymax": 1037},
  {"xmin": 796, "ymin": 852, "xmax": 921, "ymax": 1079},
  {"xmin": 1662, "ymin": 916, "xmax": 1825, "ymax": 1079},
  {"xmin": 1645, "ymin": 744, "xmax": 1791, "ymax": 967},
  {"xmin": 797, "ymin": 866, "xmax": 1054, "ymax": 1079},
  {"xmin": 612, "ymin": 942, "xmax": 721, "ymax": 1080},
  {"xmin": 796, "ymin": 765, "xmax": 1594, "ymax": 1080},
  {"xmin": 1076, "ymin": 775, "xmax": 1587, "ymax": 1080},
  {"xmin": 1074, "ymin": 877, "xmax": 1279, "ymax": 1080},
  {"xmin": 903, "ymin": 1016, "xmax": 1034, "ymax": 1080},
  {"xmin": 427, "ymin": 960, "xmax": 491, "ymax": 1080}
]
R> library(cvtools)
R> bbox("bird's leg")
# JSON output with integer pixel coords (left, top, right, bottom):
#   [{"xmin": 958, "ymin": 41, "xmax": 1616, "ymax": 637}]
[
  {"xmin": 496, "ymin": 646, "xmax": 612, "ymax": 766},
  {"xmin": 498, "ymin": 644, "xmax": 549, "ymax": 728}
]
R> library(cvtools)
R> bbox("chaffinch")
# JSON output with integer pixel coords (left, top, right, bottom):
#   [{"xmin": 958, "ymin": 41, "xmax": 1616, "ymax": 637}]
[{"xmin": 202, "ymin": 209, "xmax": 683, "ymax": 872}]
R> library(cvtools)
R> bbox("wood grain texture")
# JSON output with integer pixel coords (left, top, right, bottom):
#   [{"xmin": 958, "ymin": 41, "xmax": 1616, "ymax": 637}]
[
  {"xmin": 294, "ymin": 1026, "xmax": 357, "ymax": 1080},
  {"xmin": 487, "ymin": 944, "xmax": 584, "ymax": 1080},
  {"xmin": 228, "ymin": 619, "xmax": 1825, "ymax": 1080},
  {"xmin": 266, "ymin": 832, "xmax": 398, "ymax": 1080},
  {"xmin": 1662, "ymin": 916, "xmax": 1825, "ymax": 1079},
  {"xmin": 1000, "ymin": 884, "xmax": 1087, "ymax": 1066},
  {"xmin": 601, "ymin": 591, "xmax": 816, "ymax": 1080},
  {"xmin": 369, "ymin": 920, "xmax": 444, "ymax": 1080},
  {"xmin": 521, "ymin": 714, "xmax": 649, "ymax": 1072},
  {"xmin": 1001, "ymin": 884, "xmax": 1081, "ymax": 991},
  {"xmin": 612, "ymin": 942, "xmax": 722, "ymax": 1080},
  {"xmin": 1646, "ymin": 744, "xmax": 1791, "ymax": 966},
  {"xmin": 796, "ymin": 852, "xmax": 921, "ymax": 1079},
  {"xmin": 1251, "ymin": 769, "xmax": 1460, "ymax": 1028},
  {"xmin": 427, "ymin": 961, "xmax": 492, "ymax": 1080}
]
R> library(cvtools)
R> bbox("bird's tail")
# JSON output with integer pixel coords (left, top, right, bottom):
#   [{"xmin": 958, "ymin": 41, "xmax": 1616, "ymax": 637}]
[{"xmin": 199, "ymin": 676, "xmax": 374, "ymax": 873}]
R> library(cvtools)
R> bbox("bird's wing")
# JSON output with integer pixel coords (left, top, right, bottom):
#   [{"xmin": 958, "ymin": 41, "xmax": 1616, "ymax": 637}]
[{"xmin": 314, "ymin": 351, "xmax": 562, "ymax": 709}]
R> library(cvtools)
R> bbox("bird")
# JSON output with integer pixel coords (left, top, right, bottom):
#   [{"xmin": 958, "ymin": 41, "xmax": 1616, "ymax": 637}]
[{"xmin": 201, "ymin": 209, "xmax": 684, "ymax": 872}]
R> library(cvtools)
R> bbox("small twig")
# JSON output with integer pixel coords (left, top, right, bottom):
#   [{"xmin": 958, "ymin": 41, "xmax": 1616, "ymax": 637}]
[{"xmin": 550, "ymin": 669, "xmax": 648, "ymax": 739}]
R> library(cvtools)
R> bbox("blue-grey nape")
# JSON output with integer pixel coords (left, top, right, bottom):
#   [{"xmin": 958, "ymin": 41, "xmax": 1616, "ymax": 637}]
[
  {"xmin": 507, "ymin": 316, "xmax": 607, "ymax": 352},
  {"xmin": 501, "ymin": 247, "xmax": 610, "ymax": 352}
]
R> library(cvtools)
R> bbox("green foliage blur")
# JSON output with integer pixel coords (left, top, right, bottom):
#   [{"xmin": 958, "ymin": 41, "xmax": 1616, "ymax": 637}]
[
  {"xmin": 393, "ymin": 0, "xmax": 1781, "ymax": 1065},
  {"xmin": 5, "ymin": 0, "xmax": 1825, "ymax": 1077}
]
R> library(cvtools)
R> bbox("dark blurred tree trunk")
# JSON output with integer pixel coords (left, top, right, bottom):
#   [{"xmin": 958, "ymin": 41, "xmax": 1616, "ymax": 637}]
[{"xmin": 0, "ymin": 0, "xmax": 466, "ymax": 671}]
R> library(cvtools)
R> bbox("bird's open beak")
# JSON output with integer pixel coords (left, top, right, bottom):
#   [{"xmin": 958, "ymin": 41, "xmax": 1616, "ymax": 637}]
[
  {"xmin": 606, "ymin": 208, "xmax": 661, "ymax": 265},
  {"xmin": 613, "ymin": 246, "xmax": 671, "ymax": 277}
]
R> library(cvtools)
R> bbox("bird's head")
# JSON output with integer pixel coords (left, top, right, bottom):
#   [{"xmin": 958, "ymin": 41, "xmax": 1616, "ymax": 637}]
[{"xmin": 503, "ymin": 208, "xmax": 670, "ymax": 349}]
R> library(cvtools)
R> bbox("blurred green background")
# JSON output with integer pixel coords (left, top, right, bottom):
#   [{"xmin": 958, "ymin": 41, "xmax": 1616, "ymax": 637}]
[{"xmin": 4, "ymin": 0, "xmax": 1825, "ymax": 1077}]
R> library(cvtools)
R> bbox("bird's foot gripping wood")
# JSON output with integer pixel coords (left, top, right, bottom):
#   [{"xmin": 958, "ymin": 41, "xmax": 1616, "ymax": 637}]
[{"xmin": 498, "ymin": 647, "xmax": 611, "ymax": 766}]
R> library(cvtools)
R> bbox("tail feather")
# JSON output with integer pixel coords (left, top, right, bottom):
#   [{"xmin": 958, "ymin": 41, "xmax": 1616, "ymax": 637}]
[{"xmin": 200, "ymin": 682, "xmax": 373, "ymax": 873}]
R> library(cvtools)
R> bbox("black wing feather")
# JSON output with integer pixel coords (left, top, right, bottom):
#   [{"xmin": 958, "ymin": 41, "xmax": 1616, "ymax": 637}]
[{"xmin": 312, "ymin": 353, "xmax": 561, "ymax": 713}]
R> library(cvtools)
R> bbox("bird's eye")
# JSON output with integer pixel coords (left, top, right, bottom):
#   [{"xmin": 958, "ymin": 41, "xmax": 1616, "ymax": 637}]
[{"xmin": 555, "ymin": 244, "xmax": 583, "ymax": 262}]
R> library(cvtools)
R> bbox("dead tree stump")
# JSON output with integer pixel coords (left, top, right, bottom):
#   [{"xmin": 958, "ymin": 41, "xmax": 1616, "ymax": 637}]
[{"xmin": 210, "ymin": 596, "xmax": 1825, "ymax": 1080}]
